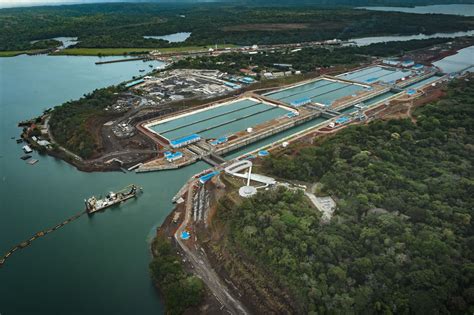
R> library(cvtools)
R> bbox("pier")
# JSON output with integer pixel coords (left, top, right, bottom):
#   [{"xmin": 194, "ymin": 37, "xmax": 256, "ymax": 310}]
[{"xmin": 95, "ymin": 57, "xmax": 149, "ymax": 65}]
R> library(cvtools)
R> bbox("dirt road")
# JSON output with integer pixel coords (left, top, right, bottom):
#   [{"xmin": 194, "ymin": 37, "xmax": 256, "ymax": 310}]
[{"xmin": 175, "ymin": 181, "xmax": 249, "ymax": 315}]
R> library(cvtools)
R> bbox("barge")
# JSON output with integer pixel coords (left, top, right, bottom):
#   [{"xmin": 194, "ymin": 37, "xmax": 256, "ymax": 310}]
[{"xmin": 85, "ymin": 184, "xmax": 142, "ymax": 214}]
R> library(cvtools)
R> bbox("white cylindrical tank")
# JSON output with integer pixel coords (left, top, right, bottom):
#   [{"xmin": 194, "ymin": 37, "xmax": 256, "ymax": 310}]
[
  {"xmin": 282, "ymin": 141, "xmax": 289, "ymax": 148},
  {"xmin": 247, "ymin": 127, "xmax": 253, "ymax": 133}
]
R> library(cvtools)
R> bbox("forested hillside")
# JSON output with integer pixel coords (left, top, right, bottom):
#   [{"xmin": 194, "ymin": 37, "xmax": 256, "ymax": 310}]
[
  {"xmin": 1, "ymin": 3, "xmax": 474, "ymax": 51},
  {"xmin": 48, "ymin": 87, "xmax": 121, "ymax": 158},
  {"xmin": 172, "ymin": 38, "xmax": 452, "ymax": 74},
  {"xmin": 216, "ymin": 78, "xmax": 474, "ymax": 313}
]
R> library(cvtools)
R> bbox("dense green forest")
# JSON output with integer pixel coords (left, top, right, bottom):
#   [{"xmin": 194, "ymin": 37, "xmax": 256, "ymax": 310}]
[
  {"xmin": 172, "ymin": 38, "xmax": 453, "ymax": 74},
  {"xmin": 29, "ymin": 39, "xmax": 62, "ymax": 50},
  {"xmin": 216, "ymin": 78, "xmax": 474, "ymax": 313},
  {"xmin": 225, "ymin": 0, "xmax": 474, "ymax": 4},
  {"xmin": 173, "ymin": 47, "xmax": 366, "ymax": 74},
  {"xmin": 149, "ymin": 237, "xmax": 205, "ymax": 315},
  {"xmin": 48, "ymin": 87, "xmax": 121, "ymax": 158},
  {"xmin": 1, "ymin": 3, "xmax": 474, "ymax": 51}
]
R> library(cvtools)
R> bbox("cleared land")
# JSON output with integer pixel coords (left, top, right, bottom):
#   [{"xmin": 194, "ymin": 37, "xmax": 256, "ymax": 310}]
[
  {"xmin": 52, "ymin": 44, "xmax": 237, "ymax": 56},
  {"xmin": 0, "ymin": 50, "xmax": 44, "ymax": 57},
  {"xmin": 222, "ymin": 23, "xmax": 310, "ymax": 31}
]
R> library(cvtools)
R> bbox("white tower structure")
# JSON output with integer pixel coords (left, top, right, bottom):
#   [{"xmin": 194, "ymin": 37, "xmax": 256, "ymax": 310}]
[
  {"xmin": 238, "ymin": 162, "xmax": 257, "ymax": 198},
  {"xmin": 247, "ymin": 165, "xmax": 252, "ymax": 186}
]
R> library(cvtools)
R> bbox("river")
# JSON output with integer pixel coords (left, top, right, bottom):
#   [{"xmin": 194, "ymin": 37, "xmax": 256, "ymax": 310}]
[
  {"xmin": 0, "ymin": 55, "xmax": 201, "ymax": 314},
  {"xmin": 351, "ymin": 4, "xmax": 474, "ymax": 46},
  {"xmin": 143, "ymin": 32, "xmax": 192, "ymax": 43},
  {"xmin": 349, "ymin": 30, "xmax": 474, "ymax": 46},
  {"xmin": 358, "ymin": 4, "xmax": 474, "ymax": 17}
]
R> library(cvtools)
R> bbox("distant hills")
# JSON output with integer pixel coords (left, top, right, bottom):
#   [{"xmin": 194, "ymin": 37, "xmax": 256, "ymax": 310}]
[
  {"xmin": 2, "ymin": 0, "xmax": 474, "ymax": 9},
  {"xmin": 113, "ymin": 0, "xmax": 474, "ymax": 4},
  {"xmin": 247, "ymin": 0, "xmax": 474, "ymax": 5}
]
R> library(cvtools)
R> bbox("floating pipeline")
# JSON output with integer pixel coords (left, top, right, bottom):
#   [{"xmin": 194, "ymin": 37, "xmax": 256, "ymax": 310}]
[{"xmin": 0, "ymin": 210, "xmax": 87, "ymax": 268}]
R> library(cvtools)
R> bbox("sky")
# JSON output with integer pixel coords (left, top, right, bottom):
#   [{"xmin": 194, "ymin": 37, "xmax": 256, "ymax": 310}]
[
  {"xmin": 0, "ymin": 0, "xmax": 136, "ymax": 8},
  {"xmin": 0, "ymin": 0, "xmax": 223, "ymax": 8}
]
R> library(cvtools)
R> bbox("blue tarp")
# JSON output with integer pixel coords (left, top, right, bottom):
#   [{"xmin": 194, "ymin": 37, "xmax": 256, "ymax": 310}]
[
  {"xmin": 258, "ymin": 150, "xmax": 270, "ymax": 157},
  {"xmin": 166, "ymin": 151, "xmax": 183, "ymax": 161},
  {"xmin": 210, "ymin": 136, "xmax": 228, "ymax": 146},
  {"xmin": 181, "ymin": 231, "xmax": 190, "ymax": 240},
  {"xmin": 224, "ymin": 82, "xmax": 242, "ymax": 89},
  {"xmin": 335, "ymin": 116, "xmax": 350, "ymax": 124},
  {"xmin": 239, "ymin": 77, "xmax": 255, "ymax": 84},
  {"xmin": 125, "ymin": 79, "xmax": 144, "ymax": 88},
  {"xmin": 199, "ymin": 171, "xmax": 220, "ymax": 184}
]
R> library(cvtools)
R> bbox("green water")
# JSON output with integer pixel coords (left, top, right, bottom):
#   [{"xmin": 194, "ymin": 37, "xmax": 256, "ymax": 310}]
[
  {"xmin": 225, "ymin": 116, "xmax": 329, "ymax": 160},
  {"xmin": 0, "ymin": 55, "xmax": 197, "ymax": 314},
  {"xmin": 339, "ymin": 91, "xmax": 398, "ymax": 115},
  {"xmin": 350, "ymin": 30, "xmax": 474, "ymax": 46},
  {"xmin": 0, "ymin": 54, "xmax": 328, "ymax": 314},
  {"xmin": 143, "ymin": 32, "xmax": 192, "ymax": 43},
  {"xmin": 151, "ymin": 99, "xmax": 289, "ymax": 140},
  {"xmin": 358, "ymin": 4, "xmax": 474, "ymax": 17},
  {"xmin": 404, "ymin": 76, "xmax": 442, "ymax": 89},
  {"xmin": 338, "ymin": 66, "xmax": 412, "ymax": 84},
  {"xmin": 266, "ymin": 79, "xmax": 365, "ymax": 106}
]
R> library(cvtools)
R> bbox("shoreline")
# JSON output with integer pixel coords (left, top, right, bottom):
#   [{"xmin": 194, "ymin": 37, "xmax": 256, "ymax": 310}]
[
  {"xmin": 0, "ymin": 44, "xmax": 238, "ymax": 58},
  {"xmin": 2, "ymin": 31, "xmax": 473, "ymax": 58},
  {"xmin": 12, "ymin": 38, "xmax": 472, "ymax": 174},
  {"xmin": 17, "ymin": 71, "xmax": 327, "ymax": 173}
]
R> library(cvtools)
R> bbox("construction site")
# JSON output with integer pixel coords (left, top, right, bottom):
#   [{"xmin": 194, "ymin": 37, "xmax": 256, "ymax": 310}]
[
  {"xmin": 151, "ymin": 64, "xmax": 471, "ymax": 315},
  {"xmin": 134, "ymin": 61, "xmax": 444, "ymax": 172}
]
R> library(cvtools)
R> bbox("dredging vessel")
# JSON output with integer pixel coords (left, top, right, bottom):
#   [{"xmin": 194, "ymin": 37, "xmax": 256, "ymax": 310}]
[{"xmin": 85, "ymin": 184, "xmax": 142, "ymax": 214}]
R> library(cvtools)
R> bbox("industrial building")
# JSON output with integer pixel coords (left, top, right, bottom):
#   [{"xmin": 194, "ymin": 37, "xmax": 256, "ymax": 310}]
[{"xmin": 136, "ymin": 63, "xmax": 442, "ymax": 172}]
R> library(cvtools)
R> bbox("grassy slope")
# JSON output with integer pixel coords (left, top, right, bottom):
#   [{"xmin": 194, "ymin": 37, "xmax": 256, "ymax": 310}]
[
  {"xmin": 50, "ymin": 44, "xmax": 237, "ymax": 56},
  {"xmin": 0, "ymin": 50, "xmax": 44, "ymax": 57}
]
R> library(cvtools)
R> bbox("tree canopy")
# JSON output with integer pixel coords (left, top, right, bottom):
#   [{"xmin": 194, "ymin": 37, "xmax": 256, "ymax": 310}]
[
  {"xmin": 149, "ymin": 237, "xmax": 205, "ymax": 315},
  {"xmin": 1, "ymin": 3, "xmax": 473, "ymax": 51},
  {"xmin": 217, "ymin": 78, "xmax": 474, "ymax": 313}
]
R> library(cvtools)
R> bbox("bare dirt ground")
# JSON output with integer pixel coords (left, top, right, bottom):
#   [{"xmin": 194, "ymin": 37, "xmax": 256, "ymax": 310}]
[
  {"xmin": 222, "ymin": 23, "xmax": 310, "ymax": 31},
  {"xmin": 379, "ymin": 86, "xmax": 446, "ymax": 122}
]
